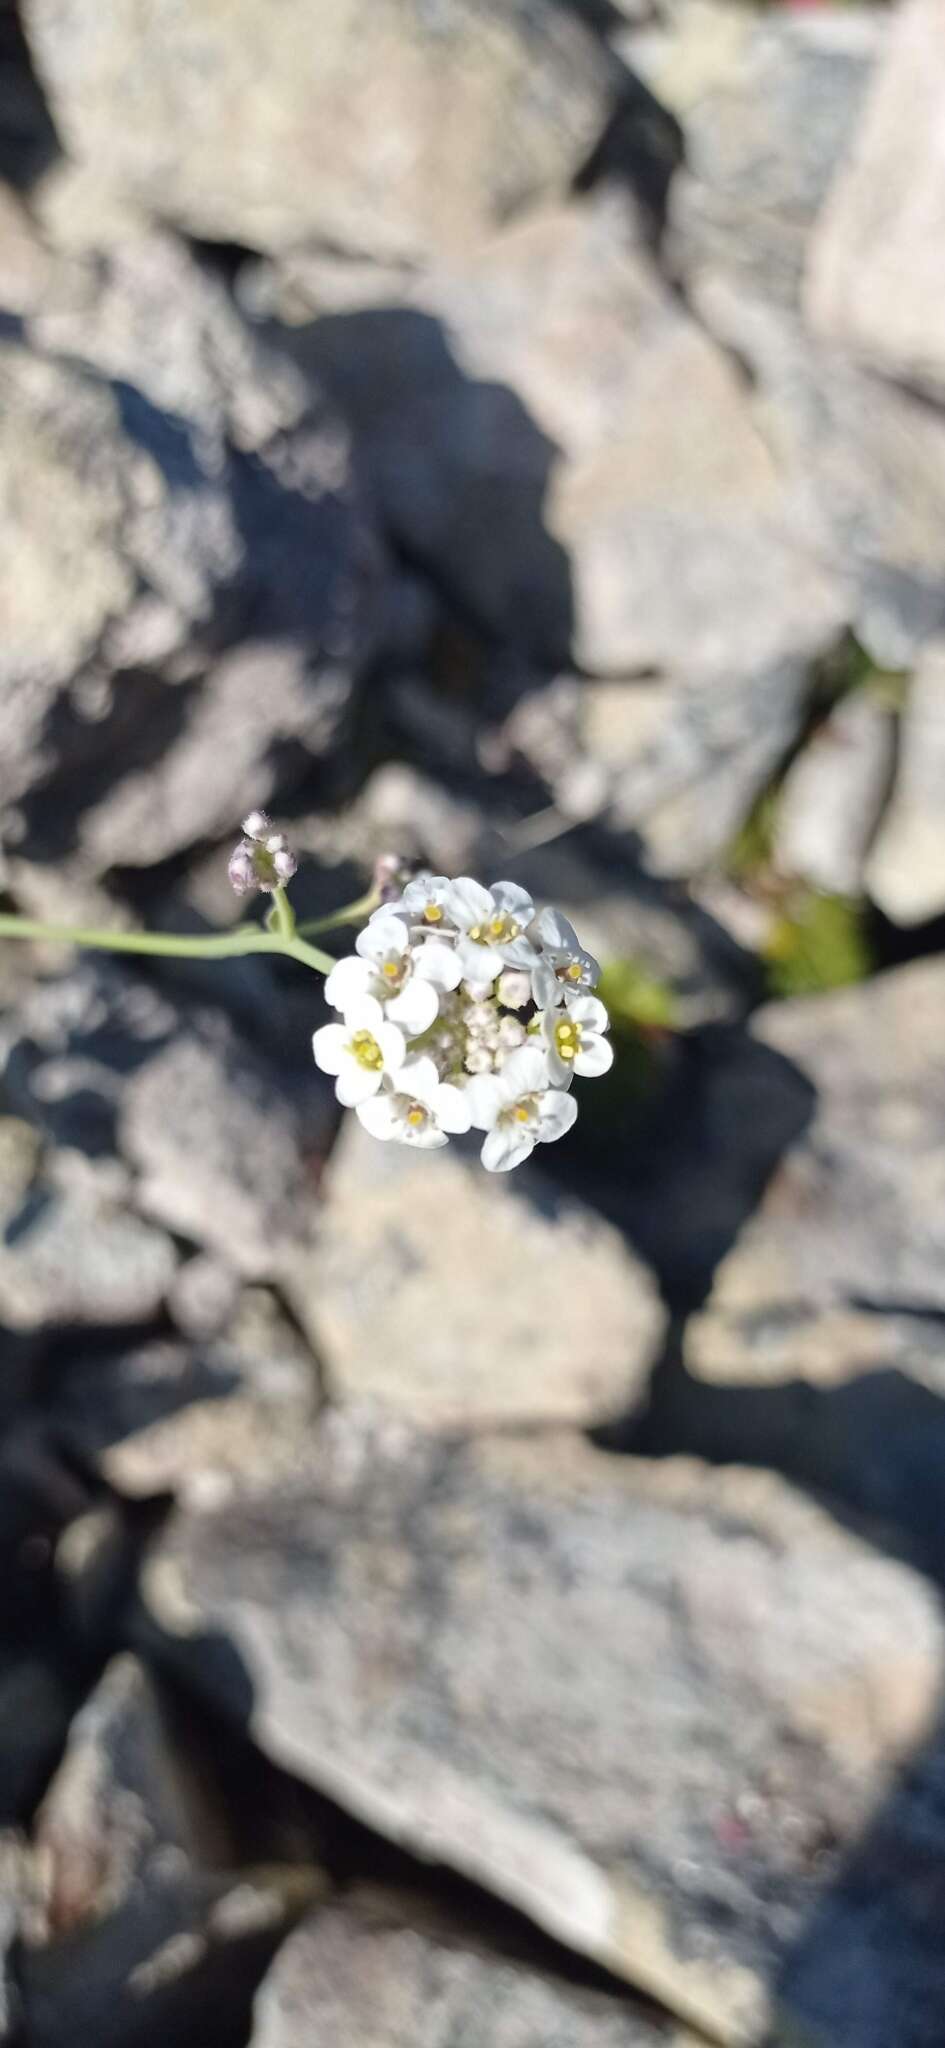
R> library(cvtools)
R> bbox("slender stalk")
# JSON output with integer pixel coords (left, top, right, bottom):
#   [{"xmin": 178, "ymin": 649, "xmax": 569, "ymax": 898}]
[
  {"xmin": 296, "ymin": 888, "xmax": 380, "ymax": 938},
  {"xmin": 0, "ymin": 912, "xmax": 335, "ymax": 977},
  {"xmin": 268, "ymin": 885, "xmax": 297, "ymax": 942}
]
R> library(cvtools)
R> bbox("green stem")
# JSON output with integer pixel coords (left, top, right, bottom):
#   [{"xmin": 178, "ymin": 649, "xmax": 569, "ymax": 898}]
[
  {"xmin": 0, "ymin": 912, "xmax": 335, "ymax": 977},
  {"xmin": 297, "ymin": 888, "xmax": 380, "ymax": 937},
  {"xmin": 268, "ymin": 884, "xmax": 297, "ymax": 941}
]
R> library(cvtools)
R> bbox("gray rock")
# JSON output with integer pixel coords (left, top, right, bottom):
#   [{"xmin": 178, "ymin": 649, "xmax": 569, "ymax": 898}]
[
  {"xmin": 689, "ymin": 958, "xmax": 945, "ymax": 1386},
  {"xmin": 774, "ymin": 689, "xmax": 894, "ymax": 898},
  {"xmin": 806, "ymin": 0, "xmax": 945, "ymax": 399},
  {"xmin": 1, "ymin": 226, "xmax": 381, "ymax": 871},
  {"xmin": 665, "ymin": 6, "xmax": 885, "ymax": 312},
  {"xmin": 49, "ymin": 1305, "xmax": 320, "ymax": 1504},
  {"xmin": 272, "ymin": 191, "xmax": 843, "ymax": 682},
  {"xmin": 299, "ymin": 1116, "xmax": 665, "ymax": 1431},
  {"xmin": 22, "ymin": 0, "xmax": 620, "ymax": 264},
  {"xmin": 0, "ymin": 1832, "xmax": 29, "ymax": 2042},
  {"xmin": 251, "ymin": 1899, "xmax": 697, "ymax": 2048},
  {"xmin": 0, "ymin": 1138, "xmax": 175, "ymax": 1337},
  {"xmin": 139, "ymin": 1418, "xmax": 944, "ymax": 2044},
  {"xmin": 865, "ymin": 645, "xmax": 945, "ymax": 926},
  {"xmin": 685, "ymin": 282, "xmax": 945, "ymax": 670},
  {"xmin": 23, "ymin": 1654, "xmax": 316, "ymax": 2048}
]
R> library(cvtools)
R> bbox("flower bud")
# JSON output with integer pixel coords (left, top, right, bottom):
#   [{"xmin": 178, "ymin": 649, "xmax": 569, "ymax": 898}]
[
  {"xmin": 242, "ymin": 809, "xmax": 273, "ymax": 842},
  {"xmin": 228, "ymin": 818, "xmax": 297, "ymax": 895},
  {"xmin": 497, "ymin": 969, "xmax": 531, "ymax": 1010},
  {"xmin": 227, "ymin": 841, "xmax": 258, "ymax": 896},
  {"xmin": 373, "ymin": 851, "xmax": 412, "ymax": 903}
]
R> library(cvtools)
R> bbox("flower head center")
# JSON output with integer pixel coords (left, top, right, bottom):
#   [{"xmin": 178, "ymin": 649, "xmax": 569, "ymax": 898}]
[
  {"xmin": 381, "ymin": 958, "xmax": 403, "ymax": 982},
  {"xmin": 350, "ymin": 1029, "xmax": 384, "ymax": 1071},
  {"xmin": 489, "ymin": 914, "xmax": 519, "ymax": 941},
  {"xmin": 423, "ymin": 902, "xmax": 443, "ymax": 924},
  {"xmin": 406, "ymin": 1103, "xmax": 428, "ymax": 1128},
  {"xmin": 562, "ymin": 961, "xmax": 584, "ymax": 984},
  {"xmin": 504, "ymin": 1093, "xmax": 539, "ymax": 1127},
  {"xmin": 554, "ymin": 1018, "xmax": 581, "ymax": 1062}
]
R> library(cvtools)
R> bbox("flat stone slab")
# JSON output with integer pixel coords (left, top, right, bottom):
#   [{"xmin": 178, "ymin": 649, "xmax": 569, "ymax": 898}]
[
  {"xmin": 139, "ymin": 1419, "xmax": 944, "ymax": 2045},
  {"xmin": 296, "ymin": 1118, "xmax": 665, "ymax": 1430},
  {"xmin": 251, "ymin": 1900, "xmax": 702, "ymax": 2048}
]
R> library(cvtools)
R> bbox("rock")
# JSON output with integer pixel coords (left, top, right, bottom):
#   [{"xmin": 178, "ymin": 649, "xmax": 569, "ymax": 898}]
[
  {"xmin": 865, "ymin": 646, "xmax": 945, "ymax": 926},
  {"xmin": 685, "ymin": 282, "xmax": 945, "ymax": 671},
  {"xmin": 1, "ymin": 226, "xmax": 381, "ymax": 874},
  {"xmin": 119, "ymin": 1020, "xmax": 312, "ymax": 1278},
  {"xmin": 665, "ymin": 6, "xmax": 885, "ymax": 312},
  {"xmin": 689, "ymin": 959, "xmax": 945, "ymax": 1388},
  {"xmin": 774, "ymin": 689, "xmax": 894, "ymax": 899},
  {"xmin": 0, "ymin": 179, "xmax": 52, "ymax": 314},
  {"xmin": 0, "ymin": 1831, "xmax": 30, "ymax": 2042},
  {"xmin": 279, "ymin": 191, "xmax": 843, "ymax": 683},
  {"xmin": 0, "ymin": 1140, "xmax": 175, "ymax": 1337},
  {"xmin": 250, "ymin": 1898, "xmax": 697, "ymax": 2048},
  {"xmin": 298, "ymin": 1115, "xmax": 664, "ymax": 1431},
  {"xmin": 21, "ymin": 0, "xmax": 619, "ymax": 264},
  {"xmin": 48, "ymin": 1302, "xmax": 320, "ymax": 1504},
  {"xmin": 23, "ymin": 1654, "xmax": 316, "ymax": 2048},
  {"xmin": 139, "ymin": 1418, "xmax": 944, "ymax": 2045},
  {"xmin": 806, "ymin": 0, "xmax": 945, "ymax": 399}
]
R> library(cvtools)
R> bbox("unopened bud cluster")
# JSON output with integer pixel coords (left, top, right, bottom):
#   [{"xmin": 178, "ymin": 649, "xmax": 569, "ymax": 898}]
[
  {"xmin": 312, "ymin": 875, "xmax": 613, "ymax": 1171},
  {"xmin": 228, "ymin": 811, "xmax": 298, "ymax": 896}
]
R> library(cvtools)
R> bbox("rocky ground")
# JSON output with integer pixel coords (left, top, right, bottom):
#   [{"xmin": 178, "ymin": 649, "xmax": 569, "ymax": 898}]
[{"xmin": 2, "ymin": 1, "xmax": 945, "ymax": 2043}]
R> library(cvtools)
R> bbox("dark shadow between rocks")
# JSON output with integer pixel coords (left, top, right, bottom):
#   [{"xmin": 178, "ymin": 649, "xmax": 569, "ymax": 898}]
[{"xmin": 266, "ymin": 306, "xmax": 576, "ymax": 667}]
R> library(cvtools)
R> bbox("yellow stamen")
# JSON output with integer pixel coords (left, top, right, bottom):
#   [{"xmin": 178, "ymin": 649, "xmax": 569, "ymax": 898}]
[
  {"xmin": 382, "ymin": 960, "xmax": 400, "ymax": 979},
  {"xmin": 350, "ymin": 1029, "xmax": 383, "ymax": 1071},
  {"xmin": 468, "ymin": 924, "xmax": 483, "ymax": 941},
  {"xmin": 424, "ymin": 903, "xmax": 443, "ymax": 923},
  {"xmin": 406, "ymin": 1105, "xmax": 426, "ymax": 1127},
  {"xmin": 565, "ymin": 962, "xmax": 583, "ymax": 982},
  {"xmin": 514, "ymin": 1104, "xmax": 531, "ymax": 1122}
]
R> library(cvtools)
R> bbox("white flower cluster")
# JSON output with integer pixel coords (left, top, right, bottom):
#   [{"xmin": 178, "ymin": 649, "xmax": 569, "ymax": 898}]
[{"xmin": 312, "ymin": 876, "xmax": 613, "ymax": 1171}]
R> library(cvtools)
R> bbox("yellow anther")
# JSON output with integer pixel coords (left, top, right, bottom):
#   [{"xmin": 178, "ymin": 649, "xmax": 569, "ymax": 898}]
[
  {"xmin": 565, "ymin": 962, "xmax": 583, "ymax": 981},
  {"xmin": 406, "ymin": 1105, "xmax": 426, "ymax": 1127},
  {"xmin": 382, "ymin": 960, "xmax": 400, "ymax": 979},
  {"xmin": 468, "ymin": 924, "xmax": 483, "ymax": 941},
  {"xmin": 350, "ymin": 1029, "xmax": 383, "ymax": 1070},
  {"xmin": 424, "ymin": 903, "xmax": 443, "ymax": 923},
  {"xmin": 514, "ymin": 1104, "xmax": 531, "ymax": 1122},
  {"xmin": 489, "ymin": 917, "xmax": 506, "ymax": 939}
]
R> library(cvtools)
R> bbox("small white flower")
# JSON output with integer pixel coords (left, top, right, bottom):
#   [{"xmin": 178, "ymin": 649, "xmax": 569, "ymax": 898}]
[
  {"xmin": 542, "ymin": 994, "xmax": 613, "ymax": 1086},
  {"xmin": 531, "ymin": 907, "xmax": 601, "ymax": 1009},
  {"xmin": 356, "ymin": 1056, "xmax": 472, "ymax": 1151},
  {"xmin": 390, "ymin": 873, "xmax": 456, "ymax": 932},
  {"xmin": 465, "ymin": 1045, "xmax": 577, "ymax": 1173},
  {"xmin": 312, "ymin": 995, "xmax": 407, "ymax": 1107},
  {"xmin": 448, "ymin": 878, "xmax": 538, "ymax": 982},
  {"xmin": 324, "ymin": 914, "xmax": 461, "ymax": 1034}
]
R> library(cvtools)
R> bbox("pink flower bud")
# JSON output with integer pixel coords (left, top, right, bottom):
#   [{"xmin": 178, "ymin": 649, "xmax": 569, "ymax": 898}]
[{"xmin": 242, "ymin": 809, "xmax": 272, "ymax": 842}]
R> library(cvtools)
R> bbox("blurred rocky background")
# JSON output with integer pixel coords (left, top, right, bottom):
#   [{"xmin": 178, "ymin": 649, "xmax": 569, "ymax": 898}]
[{"xmin": 2, "ymin": 0, "xmax": 945, "ymax": 2042}]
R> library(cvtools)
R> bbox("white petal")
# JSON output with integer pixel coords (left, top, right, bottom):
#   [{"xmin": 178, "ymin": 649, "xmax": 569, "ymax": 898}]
[
  {"xmin": 343, "ymin": 993, "xmax": 385, "ymax": 1035},
  {"xmin": 537, "ymin": 1090, "xmax": 579, "ymax": 1142},
  {"xmin": 500, "ymin": 933, "xmax": 541, "ymax": 968},
  {"xmin": 491, "ymin": 881, "xmax": 535, "ymax": 920},
  {"xmin": 433, "ymin": 1082, "xmax": 472, "ymax": 1135},
  {"xmin": 531, "ymin": 963, "xmax": 562, "ymax": 1010},
  {"xmin": 312, "ymin": 1023, "xmax": 349, "ymax": 1075},
  {"xmin": 574, "ymin": 1034, "xmax": 614, "ymax": 1078},
  {"xmin": 498, "ymin": 1046, "xmax": 549, "ymax": 1099},
  {"xmin": 386, "ymin": 976, "xmax": 439, "ymax": 1035},
  {"xmin": 397, "ymin": 1056, "xmax": 442, "ymax": 1108},
  {"xmin": 481, "ymin": 1124, "xmax": 535, "ymax": 1173},
  {"xmin": 357, "ymin": 914, "xmax": 408, "ymax": 964},
  {"xmin": 400, "ymin": 873, "xmax": 450, "ymax": 912},
  {"xmin": 413, "ymin": 940, "xmax": 462, "ymax": 991},
  {"xmin": 534, "ymin": 906, "xmax": 580, "ymax": 953},
  {"xmin": 404, "ymin": 1124, "xmax": 449, "ymax": 1150},
  {"xmin": 336, "ymin": 1061, "xmax": 383, "ymax": 1107},
  {"xmin": 565, "ymin": 994, "xmax": 609, "ymax": 1031},
  {"xmin": 324, "ymin": 955, "xmax": 372, "ymax": 1011},
  {"xmin": 465, "ymin": 1074, "xmax": 504, "ymax": 1131},
  {"xmin": 356, "ymin": 1095, "xmax": 401, "ymax": 1140},
  {"xmin": 544, "ymin": 1044, "xmax": 575, "ymax": 1090},
  {"xmin": 376, "ymin": 1022, "xmax": 407, "ymax": 1073},
  {"xmin": 455, "ymin": 937, "xmax": 503, "ymax": 982},
  {"xmin": 448, "ymin": 877, "xmax": 494, "ymax": 926}
]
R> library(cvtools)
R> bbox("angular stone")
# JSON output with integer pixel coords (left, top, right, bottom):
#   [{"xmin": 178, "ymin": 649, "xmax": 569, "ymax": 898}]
[
  {"xmin": 774, "ymin": 688, "xmax": 895, "ymax": 898},
  {"xmin": 140, "ymin": 1419, "xmax": 944, "ymax": 2045},
  {"xmin": 279, "ymin": 191, "xmax": 843, "ymax": 680},
  {"xmin": 23, "ymin": 1655, "xmax": 316, "ymax": 2048},
  {"xmin": 298, "ymin": 1116, "xmax": 664, "ymax": 1430},
  {"xmin": 1, "ymin": 226, "xmax": 381, "ymax": 873},
  {"xmin": 865, "ymin": 645, "xmax": 945, "ymax": 926},
  {"xmin": 806, "ymin": 0, "xmax": 945, "ymax": 399},
  {"xmin": 0, "ymin": 1146, "xmax": 175, "ymax": 1336},
  {"xmin": 689, "ymin": 959, "xmax": 945, "ymax": 1389},
  {"xmin": 666, "ymin": 6, "xmax": 886, "ymax": 313},
  {"xmin": 251, "ymin": 1900, "xmax": 698, "ymax": 2048},
  {"xmin": 22, "ymin": 0, "xmax": 619, "ymax": 265}
]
